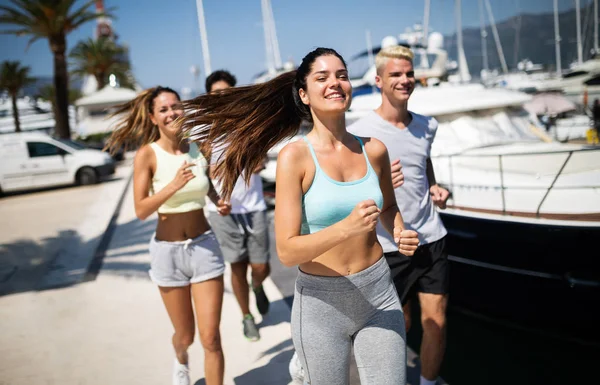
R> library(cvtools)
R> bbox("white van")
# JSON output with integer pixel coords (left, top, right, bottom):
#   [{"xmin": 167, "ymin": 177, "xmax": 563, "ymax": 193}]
[{"xmin": 0, "ymin": 131, "xmax": 115, "ymax": 194}]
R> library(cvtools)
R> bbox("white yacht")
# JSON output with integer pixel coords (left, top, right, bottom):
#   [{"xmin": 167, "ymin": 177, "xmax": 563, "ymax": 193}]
[
  {"xmin": 533, "ymin": 57, "xmax": 600, "ymax": 106},
  {"xmin": 347, "ymin": 83, "xmax": 600, "ymax": 340}
]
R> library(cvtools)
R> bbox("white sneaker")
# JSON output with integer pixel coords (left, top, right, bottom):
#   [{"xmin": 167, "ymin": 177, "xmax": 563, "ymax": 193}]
[
  {"xmin": 173, "ymin": 358, "xmax": 190, "ymax": 385},
  {"xmin": 289, "ymin": 351, "xmax": 305, "ymax": 384}
]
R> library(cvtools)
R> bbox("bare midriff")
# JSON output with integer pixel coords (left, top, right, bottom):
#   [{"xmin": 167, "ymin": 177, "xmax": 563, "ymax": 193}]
[
  {"xmin": 154, "ymin": 208, "xmax": 211, "ymax": 242},
  {"xmin": 298, "ymin": 231, "xmax": 384, "ymax": 277}
]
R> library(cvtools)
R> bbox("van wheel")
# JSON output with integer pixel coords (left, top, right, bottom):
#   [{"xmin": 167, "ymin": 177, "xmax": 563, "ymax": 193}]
[{"xmin": 77, "ymin": 167, "xmax": 98, "ymax": 185}]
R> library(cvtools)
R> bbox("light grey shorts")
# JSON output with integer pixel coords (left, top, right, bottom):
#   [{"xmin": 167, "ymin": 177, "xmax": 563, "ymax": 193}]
[
  {"xmin": 148, "ymin": 231, "xmax": 225, "ymax": 287},
  {"xmin": 208, "ymin": 210, "xmax": 270, "ymax": 264}
]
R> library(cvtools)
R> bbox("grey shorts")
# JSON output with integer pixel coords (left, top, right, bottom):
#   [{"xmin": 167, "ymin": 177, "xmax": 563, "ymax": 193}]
[
  {"xmin": 208, "ymin": 210, "xmax": 270, "ymax": 264},
  {"xmin": 148, "ymin": 231, "xmax": 225, "ymax": 287}
]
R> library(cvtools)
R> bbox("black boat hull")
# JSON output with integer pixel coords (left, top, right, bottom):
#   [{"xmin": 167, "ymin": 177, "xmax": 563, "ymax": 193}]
[{"xmin": 439, "ymin": 210, "xmax": 600, "ymax": 343}]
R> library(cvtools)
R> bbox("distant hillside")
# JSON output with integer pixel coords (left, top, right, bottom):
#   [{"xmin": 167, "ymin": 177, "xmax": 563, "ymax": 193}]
[
  {"xmin": 22, "ymin": 77, "xmax": 83, "ymax": 98},
  {"xmin": 444, "ymin": 4, "xmax": 598, "ymax": 76}
]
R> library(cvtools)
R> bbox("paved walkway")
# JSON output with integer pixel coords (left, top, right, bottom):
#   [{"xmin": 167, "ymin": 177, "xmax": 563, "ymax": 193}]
[
  {"xmin": 0, "ymin": 165, "xmax": 294, "ymax": 385},
  {"xmin": 0, "ymin": 158, "xmax": 443, "ymax": 385}
]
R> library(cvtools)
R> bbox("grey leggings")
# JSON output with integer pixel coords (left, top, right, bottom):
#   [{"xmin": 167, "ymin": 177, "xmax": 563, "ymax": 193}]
[{"xmin": 292, "ymin": 257, "xmax": 407, "ymax": 385}]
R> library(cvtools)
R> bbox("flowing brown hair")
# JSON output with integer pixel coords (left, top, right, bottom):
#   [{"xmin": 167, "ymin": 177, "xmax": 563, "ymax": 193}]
[
  {"xmin": 178, "ymin": 47, "xmax": 347, "ymax": 200},
  {"xmin": 104, "ymin": 86, "xmax": 180, "ymax": 154}
]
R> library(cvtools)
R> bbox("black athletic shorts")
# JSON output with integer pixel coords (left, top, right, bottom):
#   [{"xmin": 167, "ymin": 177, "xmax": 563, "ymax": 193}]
[{"xmin": 384, "ymin": 236, "xmax": 449, "ymax": 305}]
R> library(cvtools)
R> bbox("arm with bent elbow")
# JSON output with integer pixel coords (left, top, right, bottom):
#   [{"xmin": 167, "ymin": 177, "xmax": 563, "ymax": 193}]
[
  {"xmin": 273, "ymin": 144, "xmax": 384, "ymax": 266},
  {"xmin": 371, "ymin": 140, "xmax": 419, "ymax": 256}
]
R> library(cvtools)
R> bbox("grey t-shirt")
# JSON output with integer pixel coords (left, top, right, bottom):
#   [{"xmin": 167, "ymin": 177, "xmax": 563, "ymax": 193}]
[{"xmin": 348, "ymin": 110, "xmax": 447, "ymax": 251}]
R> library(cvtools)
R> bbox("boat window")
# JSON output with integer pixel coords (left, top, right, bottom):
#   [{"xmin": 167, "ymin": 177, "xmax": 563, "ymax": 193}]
[
  {"xmin": 584, "ymin": 74, "xmax": 600, "ymax": 86},
  {"xmin": 26, "ymin": 142, "xmax": 64, "ymax": 157},
  {"xmin": 89, "ymin": 110, "xmax": 109, "ymax": 117},
  {"xmin": 562, "ymin": 70, "xmax": 588, "ymax": 79}
]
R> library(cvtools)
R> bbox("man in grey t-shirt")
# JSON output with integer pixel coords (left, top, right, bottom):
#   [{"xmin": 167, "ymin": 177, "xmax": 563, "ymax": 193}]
[{"xmin": 349, "ymin": 46, "xmax": 449, "ymax": 385}]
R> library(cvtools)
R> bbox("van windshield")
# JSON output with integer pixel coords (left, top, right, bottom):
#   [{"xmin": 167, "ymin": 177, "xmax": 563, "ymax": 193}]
[{"xmin": 56, "ymin": 139, "xmax": 87, "ymax": 151}]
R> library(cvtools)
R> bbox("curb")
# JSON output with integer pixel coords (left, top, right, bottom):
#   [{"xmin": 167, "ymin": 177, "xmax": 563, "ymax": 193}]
[
  {"xmin": 37, "ymin": 161, "xmax": 135, "ymax": 290},
  {"xmin": 83, "ymin": 170, "xmax": 134, "ymax": 282}
]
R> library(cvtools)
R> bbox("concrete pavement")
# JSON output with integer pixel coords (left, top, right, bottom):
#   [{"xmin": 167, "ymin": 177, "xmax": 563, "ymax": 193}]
[
  {"xmin": 0, "ymin": 163, "xmax": 294, "ymax": 385},
  {"xmin": 0, "ymin": 156, "xmax": 442, "ymax": 385}
]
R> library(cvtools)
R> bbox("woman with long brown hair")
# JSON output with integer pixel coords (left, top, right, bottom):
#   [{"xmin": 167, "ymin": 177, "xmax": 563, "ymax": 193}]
[
  {"xmin": 106, "ymin": 86, "xmax": 230, "ymax": 385},
  {"xmin": 179, "ymin": 48, "xmax": 419, "ymax": 385}
]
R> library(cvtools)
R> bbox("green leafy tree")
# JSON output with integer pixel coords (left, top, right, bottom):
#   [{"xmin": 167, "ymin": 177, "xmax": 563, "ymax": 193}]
[
  {"xmin": 0, "ymin": 60, "xmax": 35, "ymax": 132},
  {"xmin": 0, "ymin": 0, "xmax": 114, "ymax": 139},
  {"xmin": 70, "ymin": 37, "xmax": 135, "ymax": 90}
]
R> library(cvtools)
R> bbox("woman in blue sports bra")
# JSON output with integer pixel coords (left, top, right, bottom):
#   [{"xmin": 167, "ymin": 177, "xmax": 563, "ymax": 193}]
[
  {"xmin": 179, "ymin": 48, "xmax": 419, "ymax": 385},
  {"xmin": 105, "ymin": 86, "xmax": 231, "ymax": 385}
]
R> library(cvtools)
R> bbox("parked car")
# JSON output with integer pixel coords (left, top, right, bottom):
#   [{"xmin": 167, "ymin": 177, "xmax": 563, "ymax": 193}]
[{"xmin": 0, "ymin": 131, "xmax": 115, "ymax": 194}]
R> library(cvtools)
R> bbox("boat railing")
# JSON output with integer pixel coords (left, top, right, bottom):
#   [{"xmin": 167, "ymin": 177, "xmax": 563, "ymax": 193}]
[{"xmin": 435, "ymin": 147, "xmax": 600, "ymax": 216}]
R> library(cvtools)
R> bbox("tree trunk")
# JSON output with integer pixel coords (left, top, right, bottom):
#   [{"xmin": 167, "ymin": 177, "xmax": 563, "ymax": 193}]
[
  {"xmin": 51, "ymin": 35, "xmax": 71, "ymax": 139},
  {"xmin": 11, "ymin": 92, "xmax": 21, "ymax": 133},
  {"xmin": 95, "ymin": 73, "xmax": 106, "ymax": 90}
]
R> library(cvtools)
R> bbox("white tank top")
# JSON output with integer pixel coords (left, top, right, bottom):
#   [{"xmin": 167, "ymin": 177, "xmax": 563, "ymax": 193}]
[{"xmin": 150, "ymin": 142, "xmax": 209, "ymax": 214}]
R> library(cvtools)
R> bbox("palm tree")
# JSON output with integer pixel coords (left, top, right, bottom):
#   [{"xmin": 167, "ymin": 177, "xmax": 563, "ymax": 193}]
[
  {"xmin": 70, "ymin": 37, "xmax": 135, "ymax": 90},
  {"xmin": 0, "ymin": 0, "xmax": 114, "ymax": 139},
  {"xmin": 0, "ymin": 60, "xmax": 35, "ymax": 132}
]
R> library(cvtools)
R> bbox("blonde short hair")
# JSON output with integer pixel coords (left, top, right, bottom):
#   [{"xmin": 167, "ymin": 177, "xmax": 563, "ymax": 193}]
[{"xmin": 375, "ymin": 45, "xmax": 414, "ymax": 75}]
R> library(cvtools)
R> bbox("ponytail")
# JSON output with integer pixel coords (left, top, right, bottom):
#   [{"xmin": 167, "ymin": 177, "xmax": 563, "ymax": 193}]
[{"xmin": 179, "ymin": 71, "xmax": 302, "ymax": 199}]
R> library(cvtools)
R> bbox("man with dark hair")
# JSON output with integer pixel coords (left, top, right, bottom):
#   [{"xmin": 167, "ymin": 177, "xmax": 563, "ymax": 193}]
[
  {"xmin": 205, "ymin": 70, "xmax": 270, "ymax": 342},
  {"xmin": 205, "ymin": 70, "xmax": 237, "ymax": 93}
]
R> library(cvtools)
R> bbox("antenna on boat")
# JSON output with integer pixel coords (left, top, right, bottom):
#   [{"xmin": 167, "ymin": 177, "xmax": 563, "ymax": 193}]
[
  {"xmin": 195, "ymin": 0, "xmax": 212, "ymax": 77},
  {"xmin": 553, "ymin": 0, "xmax": 562, "ymax": 75}
]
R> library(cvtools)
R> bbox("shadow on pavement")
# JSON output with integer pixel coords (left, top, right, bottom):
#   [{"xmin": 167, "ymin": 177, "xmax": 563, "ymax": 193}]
[
  {"xmin": 256, "ymin": 298, "xmax": 291, "ymax": 329},
  {"xmin": 0, "ymin": 229, "xmax": 83, "ymax": 296},
  {"xmin": 234, "ymin": 347, "xmax": 294, "ymax": 385},
  {"xmin": 0, "ymin": 215, "xmax": 156, "ymax": 297},
  {"xmin": 96, "ymin": 217, "xmax": 157, "ymax": 280}
]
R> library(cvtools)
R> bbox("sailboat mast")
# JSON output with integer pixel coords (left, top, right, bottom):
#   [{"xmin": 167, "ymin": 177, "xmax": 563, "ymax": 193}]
[
  {"xmin": 576, "ymin": 0, "xmax": 583, "ymax": 65},
  {"xmin": 478, "ymin": 0, "xmax": 489, "ymax": 72},
  {"xmin": 484, "ymin": 0, "xmax": 508, "ymax": 73},
  {"xmin": 455, "ymin": 0, "xmax": 471, "ymax": 82},
  {"xmin": 423, "ymin": 0, "xmax": 431, "ymax": 47},
  {"xmin": 195, "ymin": 0, "xmax": 212, "ymax": 77},
  {"xmin": 595, "ymin": 0, "xmax": 599, "ymax": 53},
  {"xmin": 261, "ymin": 0, "xmax": 275, "ymax": 74},
  {"xmin": 554, "ymin": 0, "xmax": 562, "ymax": 75},
  {"xmin": 267, "ymin": 0, "xmax": 282, "ymax": 69}
]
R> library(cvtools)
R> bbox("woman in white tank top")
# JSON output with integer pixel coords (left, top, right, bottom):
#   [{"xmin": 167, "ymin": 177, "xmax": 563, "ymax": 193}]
[{"xmin": 106, "ymin": 86, "xmax": 230, "ymax": 385}]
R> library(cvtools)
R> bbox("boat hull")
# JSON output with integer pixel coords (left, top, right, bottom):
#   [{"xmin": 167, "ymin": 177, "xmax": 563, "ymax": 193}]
[{"xmin": 440, "ymin": 209, "xmax": 600, "ymax": 343}]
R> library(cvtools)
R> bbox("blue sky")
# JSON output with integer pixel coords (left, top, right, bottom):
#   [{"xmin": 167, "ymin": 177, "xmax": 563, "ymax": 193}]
[{"xmin": 1, "ymin": 0, "xmax": 576, "ymax": 94}]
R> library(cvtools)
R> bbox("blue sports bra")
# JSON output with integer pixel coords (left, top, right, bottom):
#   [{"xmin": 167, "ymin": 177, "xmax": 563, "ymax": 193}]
[{"xmin": 301, "ymin": 136, "xmax": 384, "ymax": 234}]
